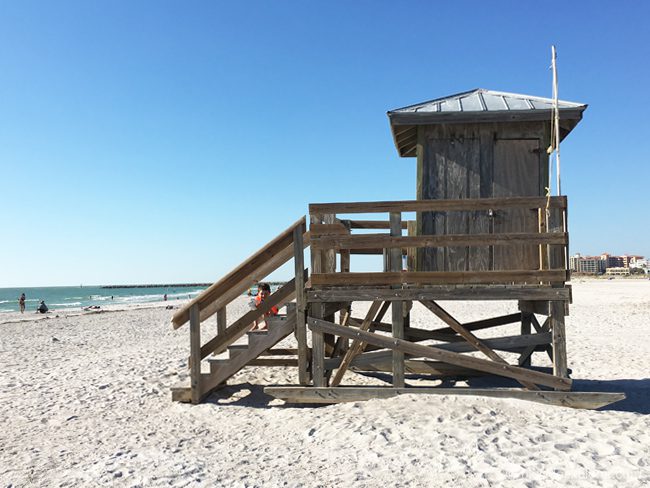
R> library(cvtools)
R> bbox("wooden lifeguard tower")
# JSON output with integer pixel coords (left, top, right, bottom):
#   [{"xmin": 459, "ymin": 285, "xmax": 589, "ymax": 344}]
[{"xmin": 170, "ymin": 89, "xmax": 624, "ymax": 409}]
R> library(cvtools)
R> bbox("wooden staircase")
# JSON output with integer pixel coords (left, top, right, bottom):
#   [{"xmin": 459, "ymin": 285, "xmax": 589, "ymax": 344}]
[
  {"xmin": 171, "ymin": 217, "xmax": 309, "ymax": 404},
  {"xmin": 205, "ymin": 305, "xmax": 296, "ymax": 389}
]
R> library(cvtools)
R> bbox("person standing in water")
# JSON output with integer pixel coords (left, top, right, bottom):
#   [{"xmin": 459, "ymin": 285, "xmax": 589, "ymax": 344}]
[{"xmin": 18, "ymin": 293, "xmax": 26, "ymax": 313}]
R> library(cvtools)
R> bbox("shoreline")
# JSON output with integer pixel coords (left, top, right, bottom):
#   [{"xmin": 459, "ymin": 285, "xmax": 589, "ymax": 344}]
[{"xmin": 0, "ymin": 299, "xmax": 189, "ymax": 326}]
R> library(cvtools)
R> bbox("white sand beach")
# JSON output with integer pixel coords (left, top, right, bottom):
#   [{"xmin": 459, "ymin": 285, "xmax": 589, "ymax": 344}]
[{"xmin": 1, "ymin": 279, "xmax": 649, "ymax": 487}]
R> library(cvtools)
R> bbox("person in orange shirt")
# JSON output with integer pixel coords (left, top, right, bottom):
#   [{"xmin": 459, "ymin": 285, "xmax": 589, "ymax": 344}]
[{"xmin": 251, "ymin": 283, "xmax": 278, "ymax": 331}]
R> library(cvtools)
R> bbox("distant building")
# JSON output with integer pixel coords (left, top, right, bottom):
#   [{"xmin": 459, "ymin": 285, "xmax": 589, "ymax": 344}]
[
  {"xmin": 601, "ymin": 253, "xmax": 623, "ymax": 268},
  {"xmin": 571, "ymin": 253, "xmax": 605, "ymax": 274},
  {"xmin": 622, "ymin": 255, "xmax": 644, "ymax": 267},
  {"xmin": 572, "ymin": 252, "xmax": 646, "ymax": 275},
  {"xmin": 630, "ymin": 258, "xmax": 649, "ymax": 274}
]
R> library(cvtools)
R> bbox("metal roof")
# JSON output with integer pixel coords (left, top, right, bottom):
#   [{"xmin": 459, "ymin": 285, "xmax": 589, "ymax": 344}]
[{"xmin": 387, "ymin": 88, "xmax": 587, "ymax": 157}]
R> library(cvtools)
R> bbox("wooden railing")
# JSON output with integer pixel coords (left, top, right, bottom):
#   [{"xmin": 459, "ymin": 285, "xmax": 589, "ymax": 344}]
[
  {"xmin": 172, "ymin": 216, "xmax": 310, "ymax": 402},
  {"xmin": 172, "ymin": 216, "xmax": 309, "ymax": 328},
  {"xmin": 309, "ymin": 196, "xmax": 568, "ymax": 287}
]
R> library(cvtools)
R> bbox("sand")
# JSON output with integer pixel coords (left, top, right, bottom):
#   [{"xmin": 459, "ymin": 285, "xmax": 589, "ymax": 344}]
[{"xmin": 1, "ymin": 279, "xmax": 649, "ymax": 487}]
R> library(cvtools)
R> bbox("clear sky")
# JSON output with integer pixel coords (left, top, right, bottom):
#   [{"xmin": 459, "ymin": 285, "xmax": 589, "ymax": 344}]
[{"xmin": 1, "ymin": 1, "xmax": 648, "ymax": 287}]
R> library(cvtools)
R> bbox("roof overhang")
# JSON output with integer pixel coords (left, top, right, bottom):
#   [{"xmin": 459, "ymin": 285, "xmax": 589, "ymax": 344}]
[{"xmin": 387, "ymin": 89, "xmax": 588, "ymax": 158}]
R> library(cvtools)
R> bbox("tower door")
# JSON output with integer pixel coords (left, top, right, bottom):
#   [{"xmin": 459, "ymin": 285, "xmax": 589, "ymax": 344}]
[{"xmin": 492, "ymin": 139, "xmax": 541, "ymax": 270}]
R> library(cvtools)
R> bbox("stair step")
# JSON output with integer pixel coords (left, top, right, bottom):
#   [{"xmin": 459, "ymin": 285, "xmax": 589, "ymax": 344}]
[
  {"xmin": 227, "ymin": 344, "xmax": 248, "ymax": 358},
  {"xmin": 208, "ymin": 359, "xmax": 229, "ymax": 374},
  {"xmin": 228, "ymin": 344, "xmax": 298, "ymax": 359},
  {"xmin": 200, "ymin": 312, "xmax": 297, "ymax": 392}
]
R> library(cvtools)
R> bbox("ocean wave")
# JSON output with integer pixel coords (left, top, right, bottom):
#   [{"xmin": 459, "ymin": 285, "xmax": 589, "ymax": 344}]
[
  {"xmin": 0, "ymin": 300, "xmax": 11, "ymax": 304},
  {"xmin": 0, "ymin": 309, "xmax": 14, "ymax": 313},
  {"xmin": 114, "ymin": 294, "xmax": 163, "ymax": 302},
  {"xmin": 51, "ymin": 302, "xmax": 81, "ymax": 307}
]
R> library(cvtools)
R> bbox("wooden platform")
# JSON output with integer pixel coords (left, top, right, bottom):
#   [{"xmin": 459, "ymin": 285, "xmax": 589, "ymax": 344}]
[{"xmin": 265, "ymin": 387, "xmax": 626, "ymax": 410}]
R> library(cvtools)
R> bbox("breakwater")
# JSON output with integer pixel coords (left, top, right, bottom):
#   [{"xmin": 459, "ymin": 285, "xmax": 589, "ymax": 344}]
[{"xmin": 101, "ymin": 284, "xmax": 212, "ymax": 289}]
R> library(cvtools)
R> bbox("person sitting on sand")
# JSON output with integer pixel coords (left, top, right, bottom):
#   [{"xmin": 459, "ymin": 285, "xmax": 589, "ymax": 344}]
[
  {"xmin": 19, "ymin": 293, "xmax": 26, "ymax": 314},
  {"xmin": 37, "ymin": 300, "xmax": 49, "ymax": 314},
  {"xmin": 251, "ymin": 283, "xmax": 278, "ymax": 331}
]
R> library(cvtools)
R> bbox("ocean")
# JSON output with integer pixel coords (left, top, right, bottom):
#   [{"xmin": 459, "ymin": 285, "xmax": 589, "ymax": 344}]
[{"xmin": 0, "ymin": 285, "xmax": 209, "ymax": 314}]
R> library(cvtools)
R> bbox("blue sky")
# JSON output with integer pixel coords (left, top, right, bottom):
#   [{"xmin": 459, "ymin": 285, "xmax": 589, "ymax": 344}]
[{"xmin": 1, "ymin": 1, "xmax": 648, "ymax": 287}]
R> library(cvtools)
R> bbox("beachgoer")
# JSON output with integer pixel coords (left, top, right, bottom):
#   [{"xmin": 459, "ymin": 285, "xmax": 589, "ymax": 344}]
[
  {"xmin": 252, "ymin": 283, "xmax": 278, "ymax": 331},
  {"xmin": 164, "ymin": 294, "xmax": 168, "ymax": 301},
  {"xmin": 19, "ymin": 293, "xmax": 26, "ymax": 313},
  {"xmin": 37, "ymin": 300, "xmax": 49, "ymax": 314}
]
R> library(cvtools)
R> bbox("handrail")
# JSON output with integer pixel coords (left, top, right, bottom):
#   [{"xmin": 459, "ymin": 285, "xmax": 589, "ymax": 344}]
[
  {"xmin": 309, "ymin": 196, "xmax": 567, "ymax": 214},
  {"xmin": 172, "ymin": 216, "xmax": 307, "ymax": 328},
  {"xmin": 197, "ymin": 272, "xmax": 305, "ymax": 361}
]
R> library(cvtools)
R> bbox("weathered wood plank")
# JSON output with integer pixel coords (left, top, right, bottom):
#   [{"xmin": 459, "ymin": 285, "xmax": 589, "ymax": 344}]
[
  {"xmin": 307, "ymin": 286, "xmax": 571, "ymax": 302},
  {"xmin": 228, "ymin": 346, "xmax": 298, "ymax": 356},
  {"xmin": 311, "ymin": 232, "xmax": 568, "ymax": 251},
  {"xmin": 390, "ymin": 212, "xmax": 405, "ymax": 388},
  {"xmin": 189, "ymin": 304, "xmax": 202, "ymax": 404},
  {"xmin": 310, "ymin": 223, "xmax": 350, "ymax": 236},
  {"xmin": 520, "ymin": 312, "xmax": 532, "ymax": 367},
  {"xmin": 551, "ymin": 300, "xmax": 568, "ymax": 380},
  {"xmin": 309, "ymin": 196, "xmax": 567, "ymax": 215},
  {"xmin": 246, "ymin": 358, "xmax": 299, "ymax": 367},
  {"xmin": 352, "ymin": 360, "xmax": 482, "ymax": 377},
  {"xmin": 311, "ymin": 270, "xmax": 568, "ymax": 287},
  {"xmin": 264, "ymin": 387, "xmax": 625, "ymax": 410},
  {"xmin": 211, "ymin": 307, "xmax": 227, "ymax": 355},
  {"xmin": 308, "ymin": 318, "xmax": 572, "ymax": 390},
  {"xmin": 293, "ymin": 226, "xmax": 308, "ymax": 385},
  {"xmin": 345, "ymin": 220, "xmax": 409, "ymax": 229},
  {"xmin": 312, "ymin": 328, "xmax": 325, "ymax": 387}
]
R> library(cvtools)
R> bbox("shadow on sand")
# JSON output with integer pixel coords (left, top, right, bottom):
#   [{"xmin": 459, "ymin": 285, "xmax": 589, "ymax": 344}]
[
  {"xmin": 204, "ymin": 382, "xmax": 327, "ymax": 409},
  {"xmin": 571, "ymin": 378, "xmax": 650, "ymax": 414},
  {"xmin": 203, "ymin": 377, "xmax": 649, "ymax": 414}
]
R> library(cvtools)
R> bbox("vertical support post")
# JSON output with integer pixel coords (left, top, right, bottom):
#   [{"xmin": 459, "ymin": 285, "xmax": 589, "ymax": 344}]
[
  {"xmin": 312, "ymin": 329, "xmax": 325, "ymax": 387},
  {"xmin": 538, "ymin": 208, "xmax": 548, "ymax": 272},
  {"xmin": 390, "ymin": 211, "xmax": 405, "ymax": 388},
  {"xmin": 406, "ymin": 220, "xmax": 417, "ymax": 271},
  {"xmin": 550, "ymin": 300, "xmax": 568, "ymax": 382},
  {"xmin": 212, "ymin": 307, "xmax": 227, "ymax": 355},
  {"xmin": 563, "ymin": 206, "xmax": 570, "ymax": 281},
  {"xmin": 520, "ymin": 312, "xmax": 532, "ymax": 368},
  {"xmin": 189, "ymin": 303, "xmax": 202, "ymax": 404},
  {"xmin": 293, "ymin": 224, "xmax": 309, "ymax": 385},
  {"xmin": 339, "ymin": 247, "xmax": 351, "ymax": 351},
  {"xmin": 310, "ymin": 213, "xmax": 323, "ymax": 274},
  {"xmin": 309, "ymin": 213, "xmax": 325, "ymax": 376},
  {"xmin": 217, "ymin": 306, "xmax": 226, "ymax": 334},
  {"xmin": 322, "ymin": 213, "xmax": 337, "ymax": 355}
]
